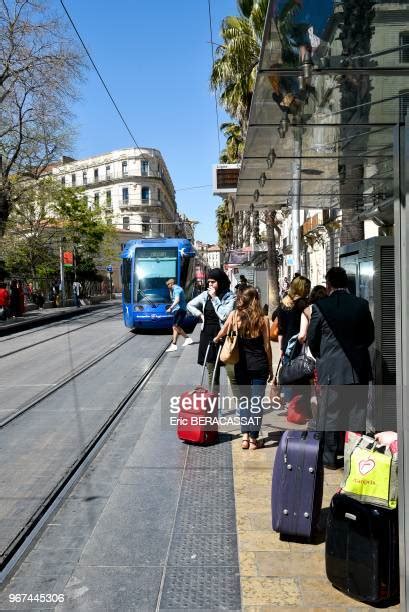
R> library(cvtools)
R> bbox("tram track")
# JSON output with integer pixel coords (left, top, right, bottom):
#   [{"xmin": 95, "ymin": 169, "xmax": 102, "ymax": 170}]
[
  {"xmin": 0, "ymin": 308, "xmax": 122, "ymax": 359},
  {"xmin": 0, "ymin": 330, "xmax": 134, "ymax": 428},
  {"xmin": 0, "ymin": 339, "xmax": 169, "ymax": 581}
]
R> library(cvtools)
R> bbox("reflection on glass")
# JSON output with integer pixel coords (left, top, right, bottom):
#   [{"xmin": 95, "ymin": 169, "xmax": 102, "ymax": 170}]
[{"xmin": 133, "ymin": 248, "xmax": 177, "ymax": 303}]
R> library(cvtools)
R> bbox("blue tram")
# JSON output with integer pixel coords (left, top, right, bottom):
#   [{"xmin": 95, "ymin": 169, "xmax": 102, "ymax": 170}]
[{"xmin": 120, "ymin": 237, "xmax": 200, "ymax": 330}]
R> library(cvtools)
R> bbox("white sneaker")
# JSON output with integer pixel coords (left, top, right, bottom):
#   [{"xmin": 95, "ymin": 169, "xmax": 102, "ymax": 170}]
[
  {"xmin": 165, "ymin": 343, "xmax": 178, "ymax": 353},
  {"xmin": 182, "ymin": 337, "xmax": 193, "ymax": 347}
]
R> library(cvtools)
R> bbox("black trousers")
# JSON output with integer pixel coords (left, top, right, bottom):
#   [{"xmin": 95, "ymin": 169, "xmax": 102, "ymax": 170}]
[{"xmin": 317, "ymin": 385, "xmax": 368, "ymax": 465}]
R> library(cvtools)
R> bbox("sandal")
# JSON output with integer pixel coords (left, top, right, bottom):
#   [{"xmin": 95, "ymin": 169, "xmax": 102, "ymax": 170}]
[
  {"xmin": 249, "ymin": 438, "xmax": 264, "ymax": 450},
  {"xmin": 241, "ymin": 436, "xmax": 249, "ymax": 450}
]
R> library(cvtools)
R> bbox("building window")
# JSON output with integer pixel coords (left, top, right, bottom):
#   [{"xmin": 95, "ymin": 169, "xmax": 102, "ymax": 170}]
[
  {"xmin": 106, "ymin": 165, "xmax": 111, "ymax": 180},
  {"xmin": 83, "ymin": 171, "xmax": 87, "ymax": 185},
  {"xmin": 94, "ymin": 168, "xmax": 99, "ymax": 182},
  {"xmin": 123, "ymin": 216, "xmax": 130, "ymax": 230},
  {"xmin": 71, "ymin": 174, "xmax": 76, "ymax": 186},
  {"xmin": 142, "ymin": 215, "xmax": 150, "ymax": 233},
  {"xmin": 61, "ymin": 176, "xmax": 65, "ymax": 186},
  {"xmin": 141, "ymin": 186, "xmax": 150, "ymax": 203},
  {"xmin": 106, "ymin": 190, "xmax": 112, "ymax": 207},
  {"xmin": 122, "ymin": 187, "xmax": 129, "ymax": 205},
  {"xmin": 94, "ymin": 192, "xmax": 100, "ymax": 206},
  {"xmin": 141, "ymin": 160, "xmax": 149, "ymax": 176},
  {"xmin": 158, "ymin": 188, "xmax": 161, "ymax": 202},
  {"xmin": 122, "ymin": 161, "xmax": 128, "ymax": 176},
  {"xmin": 400, "ymin": 32, "xmax": 409, "ymax": 63},
  {"xmin": 399, "ymin": 90, "xmax": 409, "ymax": 122}
]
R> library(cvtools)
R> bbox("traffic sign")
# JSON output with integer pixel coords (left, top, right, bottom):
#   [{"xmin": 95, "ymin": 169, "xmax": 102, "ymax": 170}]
[{"xmin": 106, "ymin": 265, "xmax": 113, "ymax": 273}]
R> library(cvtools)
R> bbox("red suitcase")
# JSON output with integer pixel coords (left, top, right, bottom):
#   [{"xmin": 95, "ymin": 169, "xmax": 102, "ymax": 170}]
[{"xmin": 177, "ymin": 344, "xmax": 221, "ymax": 445}]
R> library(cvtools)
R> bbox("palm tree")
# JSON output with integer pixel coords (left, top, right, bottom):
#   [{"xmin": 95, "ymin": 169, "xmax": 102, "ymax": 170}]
[
  {"xmin": 216, "ymin": 200, "xmax": 234, "ymax": 256},
  {"xmin": 211, "ymin": 0, "xmax": 307, "ymax": 308},
  {"xmin": 219, "ymin": 121, "xmax": 245, "ymax": 163},
  {"xmin": 210, "ymin": 0, "xmax": 268, "ymax": 127}
]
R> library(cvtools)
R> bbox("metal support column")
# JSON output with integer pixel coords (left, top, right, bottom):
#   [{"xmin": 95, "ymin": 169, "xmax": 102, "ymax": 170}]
[
  {"xmin": 291, "ymin": 126, "xmax": 302, "ymax": 274},
  {"xmin": 59, "ymin": 238, "xmax": 65, "ymax": 307},
  {"xmin": 394, "ymin": 121, "xmax": 409, "ymax": 610}
]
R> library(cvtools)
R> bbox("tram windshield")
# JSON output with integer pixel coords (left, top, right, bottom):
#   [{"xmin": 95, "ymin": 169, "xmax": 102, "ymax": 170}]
[{"xmin": 134, "ymin": 247, "xmax": 178, "ymax": 303}]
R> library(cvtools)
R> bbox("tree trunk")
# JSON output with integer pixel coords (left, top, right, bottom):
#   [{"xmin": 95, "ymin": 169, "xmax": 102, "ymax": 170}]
[{"xmin": 265, "ymin": 210, "xmax": 280, "ymax": 311}]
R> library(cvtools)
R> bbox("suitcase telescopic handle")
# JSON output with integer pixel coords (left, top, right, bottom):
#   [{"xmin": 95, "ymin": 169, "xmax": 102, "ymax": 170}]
[{"xmin": 200, "ymin": 342, "xmax": 223, "ymax": 391}]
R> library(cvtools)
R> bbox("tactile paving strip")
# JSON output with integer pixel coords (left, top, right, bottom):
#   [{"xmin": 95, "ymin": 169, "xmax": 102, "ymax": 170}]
[{"xmin": 159, "ymin": 437, "xmax": 241, "ymax": 610}]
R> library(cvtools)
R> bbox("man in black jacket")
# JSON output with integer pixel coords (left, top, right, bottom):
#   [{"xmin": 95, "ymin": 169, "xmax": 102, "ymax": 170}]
[{"xmin": 307, "ymin": 267, "xmax": 375, "ymax": 468}]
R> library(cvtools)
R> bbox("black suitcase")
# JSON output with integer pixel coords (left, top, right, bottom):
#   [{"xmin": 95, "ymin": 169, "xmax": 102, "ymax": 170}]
[
  {"xmin": 272, "ymin": 430, "xmax": 323, "ymax": 539},
  {"xmin": 326, "ymin": 493, "xmax": 399, "ymax": 606}
]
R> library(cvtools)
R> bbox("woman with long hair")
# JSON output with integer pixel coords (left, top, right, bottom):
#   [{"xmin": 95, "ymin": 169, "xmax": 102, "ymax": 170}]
[
  {"xmin": 278, "ymin": 275, "xmax": 311, "ymax": 355},
  {"xmin": 298, "ymin": 284, "xmax": 327, "ymax": 344},
  {"xmin": 277, "ymin": 275, "xmax": 311, "ymax": 414},
  {"xmin": 214, "ymin": 286, "xmax": 273, "ymax": 449}
]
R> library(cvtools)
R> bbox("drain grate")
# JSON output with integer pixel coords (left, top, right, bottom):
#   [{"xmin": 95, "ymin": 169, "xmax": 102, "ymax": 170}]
[{"xmin": 159, "ymin": 437, "xmax": 241, "ymax": 610}]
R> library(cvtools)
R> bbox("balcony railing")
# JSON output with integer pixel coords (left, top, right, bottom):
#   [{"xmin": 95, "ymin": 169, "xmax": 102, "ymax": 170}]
[
  {"xmin": 73, "ymin": 169, "xmax": 164, "ymax": 186},
  {"xmin": 118, "ymin": 197, "xmax": 175, "ymax": 211}
]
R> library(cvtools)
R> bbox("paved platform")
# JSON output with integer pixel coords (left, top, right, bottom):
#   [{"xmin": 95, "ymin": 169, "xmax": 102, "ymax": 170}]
[
  {"xmin": 0, "ymin": 300, "xmax": 121, "ymax": 336},
  {"xmin": 0, "ymin": 331, "xmax": 400, "ymax": 610}
]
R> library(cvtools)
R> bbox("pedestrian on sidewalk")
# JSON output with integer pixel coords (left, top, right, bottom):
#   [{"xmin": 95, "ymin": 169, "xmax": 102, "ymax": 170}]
[
  {"xmin": 214, "ymin": 286, "xmax": 273, "ymax": 449},
  {"xmin": 0, "ymin": 282, "xmax": 10, "ymax": 320},
  {"xmin": 297, "ymin": 285, "xmax": 328, "ymax": 426},
  {"xmin": 165, "ymin": 279, "xmax": 193, "ymax": 352},
  {"xmin": 187, "ymin": 268, "xmax": 237, "ymax": 390},
  {"xmin": 17, "ymin": 281, "xmax": 25, "ymax": 315},
  {"xmin": 9, "ymin": 280, "xmax": 20, "ymax": 318},
  {"xmin": 277, "ymin": 275, "xmax": 311, "ymax": 413},
  {"xmin": 72, "ymin": 280, "xmax": 82, "ymax": 307},
  {"xmin": 298, "ymin": 285, "xmax": 327, "ymax": 343},
  {"xmin": 307, "ymin": 267, "xmax": 375, "ymax": 469}
]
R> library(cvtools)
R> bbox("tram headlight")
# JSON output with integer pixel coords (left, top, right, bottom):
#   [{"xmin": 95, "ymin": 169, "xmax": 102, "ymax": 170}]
[{"xmin": 136, "ymin": 305, "xmax": 144, "ymax": 311}]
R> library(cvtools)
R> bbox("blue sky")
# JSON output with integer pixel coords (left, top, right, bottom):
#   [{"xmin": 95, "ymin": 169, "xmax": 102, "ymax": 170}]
[{"xmin": 57, "ymin": 0, "xmax": 238, "ymax": 243}]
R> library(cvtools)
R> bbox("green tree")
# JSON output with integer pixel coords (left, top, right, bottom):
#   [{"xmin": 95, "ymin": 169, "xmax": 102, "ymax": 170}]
[
  {"xmin": 0, "ymin": 0, "xmax": 84, "ymax": 233},
  {"xmin": 211, "ymin": 0, "xmax": 305, "ymax": 307},
  {"xmin": 219, "ymin": 122, "xmax": 245, "ymax": 163},
  {"xmin": 216, "ymin": 199, "xmax": 234, "ymax": 257},
  {"xmin": 0, "ymin": 178, "xmax": 115, "ymax": 279},
  {"xmin": 210, "ymin": 0, "xmax": 268, "ymax": 127}
]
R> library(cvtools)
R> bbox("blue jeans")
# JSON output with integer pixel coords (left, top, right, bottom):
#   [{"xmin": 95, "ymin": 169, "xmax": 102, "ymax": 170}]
[{"xmin": 235, "ymin": 369, "xmax": 267, "ymax": 439}]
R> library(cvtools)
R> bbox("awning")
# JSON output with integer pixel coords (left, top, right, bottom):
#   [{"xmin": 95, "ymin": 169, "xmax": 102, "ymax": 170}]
[{"xmin": 236, "ymin": 0, "xmax": 409, "ymax": 215}]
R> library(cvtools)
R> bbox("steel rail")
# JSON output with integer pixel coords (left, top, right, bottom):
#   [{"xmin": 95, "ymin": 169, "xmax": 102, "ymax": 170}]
[
  {"xmin": 0, "ymin": 304, "xmax": 120, "ymax": 344},
  {"xmin": 0, "ymin": 341, "xmax": 169, "ymax": 580},
  {"xmin": 0, "ymin": 309, "xmax": 122, "ymax": 359},
  {"xmin": 0, "ymin": 331, "xmax": 134, "ymax": 429}
]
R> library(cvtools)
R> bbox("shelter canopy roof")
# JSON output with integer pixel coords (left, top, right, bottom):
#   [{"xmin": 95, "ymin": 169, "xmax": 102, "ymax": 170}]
[{"xmin": 236, "ymin": 0, "xmax": 409, "ymax": 214}]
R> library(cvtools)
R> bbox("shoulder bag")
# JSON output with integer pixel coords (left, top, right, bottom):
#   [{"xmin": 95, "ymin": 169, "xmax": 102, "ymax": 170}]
[
  {"xmin": 220, "ymin": 311, "xmax": 239, "ymax": 365},
  {"xmin": 279, "ymin": 334, "xmax": 315, "ymax": 385}
]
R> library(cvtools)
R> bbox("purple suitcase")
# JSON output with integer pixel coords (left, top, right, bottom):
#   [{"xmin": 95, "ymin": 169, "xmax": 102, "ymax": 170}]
[{"xmin": 272, "ymin": 430, "xmax": 323, "ymax": 538}]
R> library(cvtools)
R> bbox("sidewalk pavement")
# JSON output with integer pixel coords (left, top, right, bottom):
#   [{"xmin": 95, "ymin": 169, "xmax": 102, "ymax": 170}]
[
  {"xmin": 232, "ymin": 341, "xmax": 399, "ymax": 610},
  {"xmin": 0, "ymin": 299, "xmax": 121, "ymax": 336}
]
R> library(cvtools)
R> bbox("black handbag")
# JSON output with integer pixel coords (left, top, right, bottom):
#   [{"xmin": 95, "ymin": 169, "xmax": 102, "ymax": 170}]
[{"xmin": 279, "ymin": 340, "xmax": 315, "ymax": 385}]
